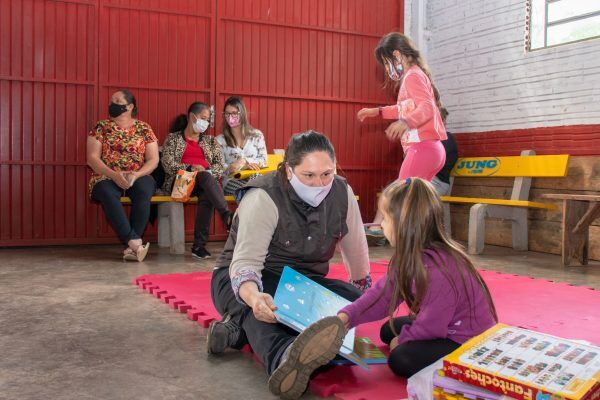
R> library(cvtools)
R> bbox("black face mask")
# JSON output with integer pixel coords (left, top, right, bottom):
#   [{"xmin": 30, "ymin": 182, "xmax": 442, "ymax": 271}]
[{"xmin": 108, "ymin": 102, "xmax": 129, "ymax": 118}]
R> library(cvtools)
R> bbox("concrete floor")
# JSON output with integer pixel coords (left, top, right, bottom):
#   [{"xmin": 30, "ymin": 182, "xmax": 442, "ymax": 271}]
[{"xmin": 1, "ymin": 242, "xmax": 599, "ymax": 400}]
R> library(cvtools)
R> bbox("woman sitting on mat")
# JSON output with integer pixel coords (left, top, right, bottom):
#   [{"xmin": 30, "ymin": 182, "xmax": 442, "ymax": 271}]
[
  {"xmin": 87, "ymin": 89, "xmax": 159, "ymax": 262},
  {"xmin": 161, "ymin": 101, "xmax": 233, "ymax": 260},
  {"xmin": 338, "ymin": 178, "xmax": 497, "ymax": 377},
  {"xmin": 209, "ymin": 131, "xmax": 372, "ymax": 399},
  {"xmin": 216, "ymin": 96, "xmax": 268, "ymax": 199}
]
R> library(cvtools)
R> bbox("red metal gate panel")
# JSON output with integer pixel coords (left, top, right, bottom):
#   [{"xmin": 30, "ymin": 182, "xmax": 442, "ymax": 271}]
[
  {"xmin": 215, "ymin": 0, "xmax": 403, "ymax": 222},
  {"xmin": 0, "ymin": 0, "xmax": 98, "ymax": 245},
  {"xmin": 0, "ymin": 0, "xmax": 402, "ymax": 246},
  {"xmin": 96, "ymin": 0, "xmax": 216, "ymax": 239}
]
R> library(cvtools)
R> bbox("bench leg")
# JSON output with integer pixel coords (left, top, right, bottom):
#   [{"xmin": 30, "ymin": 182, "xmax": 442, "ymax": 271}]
[
  {"xmin": 443, "ymin": 202, "xmax": 452, "ymax": 236},
  {"xmin": 168, "ymin": 202, "xmax": 186, "ymax": 255},
  {"xmin": 511, "ymin": 208, "xmax": 528, "ymax": 251},
  {"xmin": 563, "ymin": 200, "xmax": 592, "ymax": 266},
  {"xmin": 468, "ymin": 204, "xmax": 488, "ymax": 255},
  {"xmin": 157, "ymin": 203, "xmax": 171, "ymax": 248}
]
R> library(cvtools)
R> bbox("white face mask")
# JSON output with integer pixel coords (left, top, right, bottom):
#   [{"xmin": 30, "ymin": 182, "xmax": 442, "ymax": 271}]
[
  {"xmin": 288, "ymin": 169, "xmax": 333, "ymax": 208},
  {"xmin": 192, "ymin": 116, "xmax": 210, "ymax": 133}
]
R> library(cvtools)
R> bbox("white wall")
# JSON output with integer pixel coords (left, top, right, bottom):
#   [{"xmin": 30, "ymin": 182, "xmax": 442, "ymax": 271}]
[{"xmin": 405, "ymin": 0, "xmax": 600, "ymax": 133}]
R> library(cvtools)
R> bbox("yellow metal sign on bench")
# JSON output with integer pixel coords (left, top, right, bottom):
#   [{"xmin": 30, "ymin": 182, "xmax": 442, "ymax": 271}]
[{"xmin": 451, "ymin": 155, "xmax": 569, "ymax": 178}]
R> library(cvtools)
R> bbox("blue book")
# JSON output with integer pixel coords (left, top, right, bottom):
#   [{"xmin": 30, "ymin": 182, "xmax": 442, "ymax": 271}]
[{"xmin": 273, "ymin": 266, "xmax": 387, "ymax": 370}]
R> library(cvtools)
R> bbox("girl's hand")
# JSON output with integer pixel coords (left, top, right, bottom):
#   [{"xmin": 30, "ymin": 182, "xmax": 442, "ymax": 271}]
[
  {"xmin": 385, "ymin": 120, "xmax": 408, "ymax": 141},
  {"xmin": 247, "ymin": 163, "xmax": 261, "ymax": 171},
  {"xmin": 249, "ymin": 292, "xmax": 278, "ymax": 324},
  {"xmin": 192, "ymin": 165, "xmax": 206, "ymax": 172},
  {"xmin": 390, "ymin": 337, "xmax": 399, "ymax": 351},
  {"xmin": 357, "ymin": 107, "xmax": 379, "ymax": 122},
  {"xmin": 337, "ymin": 312, "xmax": 350, "ymax": 331}
]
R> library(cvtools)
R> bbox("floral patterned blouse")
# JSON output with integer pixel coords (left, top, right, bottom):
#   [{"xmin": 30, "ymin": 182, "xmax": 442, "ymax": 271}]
[
  {"xmin": 216, "ymin": 129, "xmax": 267, "ymax": 185},
  {"xmin": 87, "ymin": 119, "xmax": 157, "ymax": 194}
]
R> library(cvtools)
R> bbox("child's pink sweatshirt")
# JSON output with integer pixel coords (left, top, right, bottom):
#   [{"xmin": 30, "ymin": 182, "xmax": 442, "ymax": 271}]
[{"xmin": 380, "ymin": 65, "xmax": 447, "ymax": 150}]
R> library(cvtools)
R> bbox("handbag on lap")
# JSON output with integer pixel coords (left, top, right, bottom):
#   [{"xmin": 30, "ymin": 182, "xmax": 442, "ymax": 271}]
[{"xmin": 171, "ymin": 169, "xmax": 197, "ymax": 202}]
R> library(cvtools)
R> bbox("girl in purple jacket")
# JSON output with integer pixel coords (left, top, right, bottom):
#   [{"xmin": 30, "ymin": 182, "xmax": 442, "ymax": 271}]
[{"xmin": 338, "ymin": 178, "xmax": 497, "ymax": 377}]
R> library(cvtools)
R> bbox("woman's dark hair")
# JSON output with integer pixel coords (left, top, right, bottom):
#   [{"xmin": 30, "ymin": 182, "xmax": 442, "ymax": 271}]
[
  {"xmin": 276, "ymin": 130, "xmax": 336, "ymax": 181},
  {"xmin": 374, "ymin": 32, "xmax": 443, "ymax": 112},
  {"xmin": 118, "ymin": 89, "xmax": 138, "ymax": 117},
  {"xmin": 170, "ymin": 101, "xmax": 210, "ymax": 133}
]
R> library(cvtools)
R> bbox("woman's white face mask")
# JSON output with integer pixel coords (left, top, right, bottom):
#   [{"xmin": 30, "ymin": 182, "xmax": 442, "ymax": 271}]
[
  {"xmin": 288, "ymin": 168, "xmax": 333, "ymax": 208},
  {"xmin": 192, "ymin": 115, "xmax": 210, "ymax": 133}
]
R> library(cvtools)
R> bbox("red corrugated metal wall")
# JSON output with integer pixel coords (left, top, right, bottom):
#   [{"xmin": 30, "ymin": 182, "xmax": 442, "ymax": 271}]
[{"xmin": 0, "ymin": 0, "xmax": 402, "ymax": 246}]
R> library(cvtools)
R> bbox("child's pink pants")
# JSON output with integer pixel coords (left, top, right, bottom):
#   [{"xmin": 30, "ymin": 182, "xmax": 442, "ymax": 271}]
[{"xmin": 398, "ymin": 140, "xmax": 446, "ymax": 181}]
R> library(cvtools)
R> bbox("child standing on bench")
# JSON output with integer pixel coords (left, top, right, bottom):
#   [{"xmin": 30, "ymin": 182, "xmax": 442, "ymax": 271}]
[
  {"xmin": 338, "ymin": 178, "xmax": 497, "ymax": 377},
  {"xmin": 358, "ymin": 32, "xmax": 447, "ymax": 237}
]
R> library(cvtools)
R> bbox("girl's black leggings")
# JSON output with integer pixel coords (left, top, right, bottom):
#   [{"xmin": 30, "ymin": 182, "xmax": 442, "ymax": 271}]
[{"xmin": 380, "ymin": 316, "xmax": 461, "ymax": 377}]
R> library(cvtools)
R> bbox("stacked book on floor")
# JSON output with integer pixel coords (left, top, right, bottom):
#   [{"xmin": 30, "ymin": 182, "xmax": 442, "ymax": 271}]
[{"xmin": 433, "ymin": 323, "xmax": 600, "ymax": 400}]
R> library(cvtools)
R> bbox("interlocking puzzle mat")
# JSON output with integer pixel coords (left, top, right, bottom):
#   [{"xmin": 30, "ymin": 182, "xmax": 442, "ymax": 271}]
[{"xmin": 134, "ymin": 261, "xmax": 600, "ymax": 400}]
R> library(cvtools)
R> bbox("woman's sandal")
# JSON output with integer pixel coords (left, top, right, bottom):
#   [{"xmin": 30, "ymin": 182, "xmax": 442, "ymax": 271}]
[
  {"xmin": 123, "ymin": 248, "xmax": 137, "ymax": 261},
  {"xmin": 123, "ymin": 242, "xmax": 150, "ymax": 262}
]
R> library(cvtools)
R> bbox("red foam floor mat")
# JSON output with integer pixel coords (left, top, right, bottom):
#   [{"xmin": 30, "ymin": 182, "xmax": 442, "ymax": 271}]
[{"xmin": 134, "ymin": 261, "xmax": 600, "ymax": 400}]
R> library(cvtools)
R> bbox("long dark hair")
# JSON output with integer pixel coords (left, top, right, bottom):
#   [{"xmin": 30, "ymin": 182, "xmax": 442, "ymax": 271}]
[
  {"xmin": 117, "ymin": 89, "xmax": 138, "ymax": 117},
  {"xmin": 221, "ymin": 96, "xmax": 258, "ymax": 148},
  {"xmin": 380, "ymin": 178, "xmax": 497, "ymax": 334},
  {"xmin": 374, "ymin": 32, "xmax": 443, "ymax": 112},
  {"xmin": 276, "ymin": 130, "xmax": 336, "ymax": 184},
  {"xmin": 170, "ymin": 101, "xmax": 210, "ymax": 133}
]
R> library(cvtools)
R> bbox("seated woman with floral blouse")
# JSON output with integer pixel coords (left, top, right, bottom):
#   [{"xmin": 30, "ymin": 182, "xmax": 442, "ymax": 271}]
[{"xmin": 87, "ymin": 89, "xmax": 159, "ymax": 262}]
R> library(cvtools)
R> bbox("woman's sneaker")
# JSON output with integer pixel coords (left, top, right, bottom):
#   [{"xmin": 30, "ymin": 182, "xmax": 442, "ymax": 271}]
[
  {"xmin": 268, "ymin": 316, "xmax": 345, "ymax": 400},
  {"xmin": 191, "ymin": 246, "xmax": 211, "ymax": 259},
  {"xmin": 206, "ymin": 313, "xmax": 243, "ymax": 354}
]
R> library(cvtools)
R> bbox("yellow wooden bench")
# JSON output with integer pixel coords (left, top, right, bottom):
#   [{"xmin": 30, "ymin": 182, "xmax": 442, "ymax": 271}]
[
  {"xmin": 121, "ymin": 150, "xmax": 356, "ymax": 255},
  {"xmin": 441, "ymin": 150, "xmax": 569, "ymax": 254},
  {"xmin": 120, "ymin": 195, "xmax": 237, "ymax": 204},
  {"xmin": 120, "ymin": 154, "xmax": 285, "ymax": 255},
  {"xmin": 120, "ymin": 195, "xmax": 238, "ymax": 255}
]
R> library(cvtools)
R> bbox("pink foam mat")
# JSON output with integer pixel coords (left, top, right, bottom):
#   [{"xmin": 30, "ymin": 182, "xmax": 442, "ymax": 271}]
[{"xmin": 134, "ymin": 261, "xmax": 600, "ymax": 400}]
